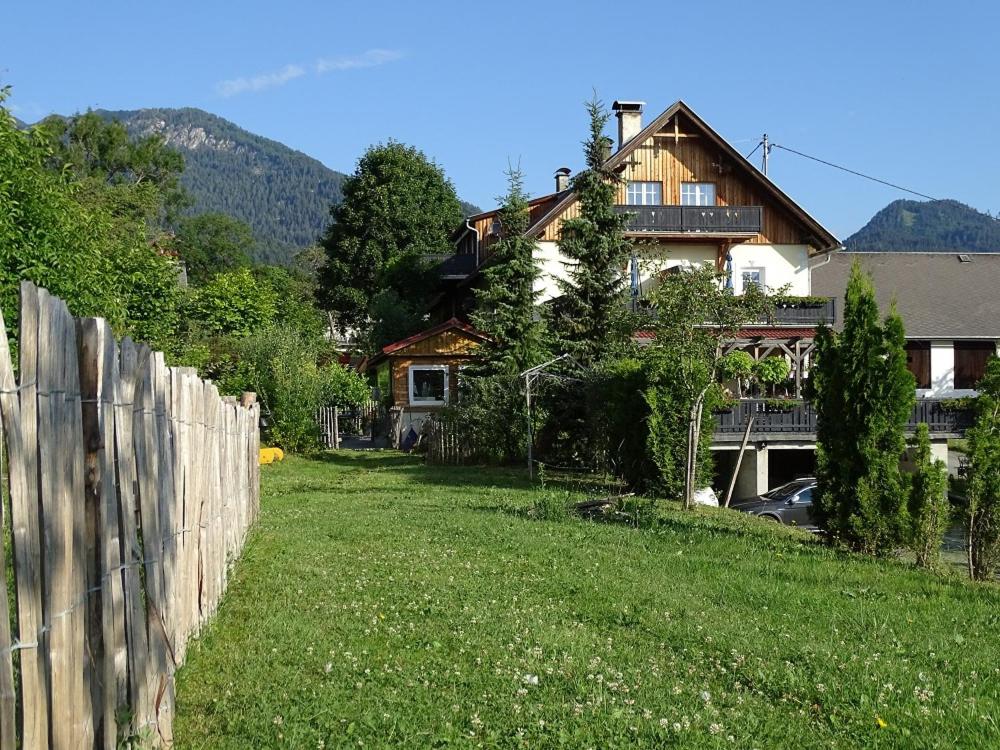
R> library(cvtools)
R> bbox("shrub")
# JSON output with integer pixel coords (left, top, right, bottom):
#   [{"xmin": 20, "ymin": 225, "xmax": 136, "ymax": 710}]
[
  {"xmin": 230, "ymin": 327, "xmax": 368, "ymax": 453},
  {"xmin": 753, "ymin": 357, "xmax": 791, "ymax": 396},
  {"xmin": 718, "ymin": 350, "xmax": 754, "ymax": 397},
  {"xmin": 907, "ymin": 423, "xmax": 950, "ymax": 569}
]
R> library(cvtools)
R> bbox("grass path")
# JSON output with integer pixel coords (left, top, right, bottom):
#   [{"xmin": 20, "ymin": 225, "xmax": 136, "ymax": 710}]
[{"xmin": 174, "ymin": 452, "xmax": 1000, "ymax": 748}]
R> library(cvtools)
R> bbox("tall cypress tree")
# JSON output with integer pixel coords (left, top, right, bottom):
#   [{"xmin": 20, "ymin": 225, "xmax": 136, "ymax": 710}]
[
  {"xmin": 548, "ymin": 96, "xmax": 632, "ymax": 367},
  {"xmin": 965, "ymin": 356, "xmax": 1000, "ymax": 580},
  {"xmin": 809, "ymin": 261, "xmax": 915, "ymax": 553},
  {"xmin": 470, "ymin": 167, "xmax": 544, "ymax": 376}
]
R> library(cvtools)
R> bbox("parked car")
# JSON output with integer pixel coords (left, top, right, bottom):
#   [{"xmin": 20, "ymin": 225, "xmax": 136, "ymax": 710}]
[{"xmin": 730, "ymin": 478, "xmax": 818, "ymax": 529}]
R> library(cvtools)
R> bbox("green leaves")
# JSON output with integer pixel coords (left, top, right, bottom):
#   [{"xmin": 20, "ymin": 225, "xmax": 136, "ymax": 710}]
[
  {"xmin": 320, "ymin": 141, "xmax": 463, "ymax": 338},
  {"xmin": 187, "ymin": 268, "xmax": 278, "ymax": 337}
]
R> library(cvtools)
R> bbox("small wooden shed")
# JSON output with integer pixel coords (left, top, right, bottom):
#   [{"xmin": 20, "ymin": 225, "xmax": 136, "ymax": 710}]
[{"xmin": 362, "ymin": 318, "xmax": 488, "ymax": 439}]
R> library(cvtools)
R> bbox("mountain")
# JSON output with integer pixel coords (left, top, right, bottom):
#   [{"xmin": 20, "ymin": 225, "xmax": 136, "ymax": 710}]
[
  {"xmin": 846, "ymin": 199, "xmax": 1000, "ymax": 253},
  {"xmin": 96, "ymin": 108, "xmax": 481, "ymax": 265},
  {"xmin": 97, "ymin": 107, "xmax": 345, "ymax": 264}
]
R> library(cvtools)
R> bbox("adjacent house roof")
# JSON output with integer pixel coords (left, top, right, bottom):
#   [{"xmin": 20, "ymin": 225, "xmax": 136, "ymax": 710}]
[
  {"xmin": 811, "ymin": 251, "xmax": 1000, "ymax": 339},
  {"xmin": 526, "ymin": 100, "xmax": 841, "ymax": 251},
  {"xmin": 361, "ymin": 318, "xmax": 490, "ymax": 370}
]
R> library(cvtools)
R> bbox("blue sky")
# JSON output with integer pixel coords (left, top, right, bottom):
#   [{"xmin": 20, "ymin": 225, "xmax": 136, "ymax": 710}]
[{"xmin": 4, "ymin": 0, "xmax": 998, "ymax": 239}]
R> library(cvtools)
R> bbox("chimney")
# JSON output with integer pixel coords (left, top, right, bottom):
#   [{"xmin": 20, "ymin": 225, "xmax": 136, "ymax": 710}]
[
  {"xmin": 554, "ymin": 167, "xmax": 571, "ymax": 192},
  {"xmin": 612, "ymin": 100, "xmax": 645, "ymax": 149}
]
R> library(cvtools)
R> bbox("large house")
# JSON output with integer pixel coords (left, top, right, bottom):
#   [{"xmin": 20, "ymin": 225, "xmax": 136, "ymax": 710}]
[
  {"xmin": 375, "ymin": 99, "xmax": 982, "ymax": 497},
  {"xmin": 448, "ymin": 99, "xmax": 841, "ymax": 311}
]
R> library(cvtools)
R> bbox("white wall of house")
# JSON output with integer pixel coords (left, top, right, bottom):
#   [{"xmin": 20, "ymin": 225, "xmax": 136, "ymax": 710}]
[
  {"xmin": 729, "ymin": 244, "xmax": 811, "ymax": 296},
  {"xmin": 922, "ymin": 339, "xmax": 1000, "ymax": 397},
  {"xmin": 533, "ymin": 240, "xmax": 811, "ymax": 303}
]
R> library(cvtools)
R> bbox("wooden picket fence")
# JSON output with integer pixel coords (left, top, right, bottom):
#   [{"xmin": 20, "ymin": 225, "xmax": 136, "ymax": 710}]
[
  {"xmin": 0, "ymin": 282, "xmax": 261, "ymax": 749},
  {"xmin": 424, "ymin": 414, "xmax": 477, "ymax": 465}
]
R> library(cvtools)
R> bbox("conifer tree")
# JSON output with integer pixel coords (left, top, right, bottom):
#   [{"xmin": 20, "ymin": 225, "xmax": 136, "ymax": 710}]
[
  {"xmin": 907, "ymin": 423, "xmax": 950, "ymax": 569},
  {"xmin": 965, "ymin": 356, "xmax": 1000, "ymax": 580},
  {"xmin": 809, "ymin": 261, "xmax": 915, "ymax": 553},
  {"xmin": 548, "ymin": 96, "xmax": 632, "ymax": 367},
  {"xmin": 470, "ymin": 167, "xmax": 544, "ymax": 376}
]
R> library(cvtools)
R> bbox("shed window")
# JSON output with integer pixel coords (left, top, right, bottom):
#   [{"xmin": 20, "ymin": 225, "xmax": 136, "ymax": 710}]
[
  {"xmin": 626, "ymin": 181, "xmax": 662, "ymax": 205},
  {"xmin": 409, "ymin": 365, "xmax": 449, "ymax": 405},
  {"xmin": 905, "ymin": 341, "xmax": 931, "ymax": 389},
  {"xmin": 955, "ymin": 341, "xmax": 996, "ymax": 390},
  {"xmin": 680, "ymin": 182, "xmax": 716, "ymax": 206}
]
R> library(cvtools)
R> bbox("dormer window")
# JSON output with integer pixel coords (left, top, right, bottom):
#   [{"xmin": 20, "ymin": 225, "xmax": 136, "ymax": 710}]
[
  {"xmin": 680, "ymin": 182, "xmax": 716, "ymax": 206},
  {"xmin": 626, "ymin": 181, "xmax": 662, "ymax": 206}
]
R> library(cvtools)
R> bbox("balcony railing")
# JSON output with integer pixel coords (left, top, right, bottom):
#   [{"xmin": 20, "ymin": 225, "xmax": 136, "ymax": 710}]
[
  {"xmin": 760, "ymin": 298, "xmax": 836, "ymax": 326},
  {"xmin": 635, "ymin": 297, "xmax": 836, "ymax": 327},
  {"xmin": 615, "ymin": 205, "xmax": 763, "ymax": 234},
  {"xmin": 424, "ymin": 253, "xmax": 478, "ymax": 279},
  {"xmin": 714, "ymin": 398, "xmax": 974, "ymax": 438}
]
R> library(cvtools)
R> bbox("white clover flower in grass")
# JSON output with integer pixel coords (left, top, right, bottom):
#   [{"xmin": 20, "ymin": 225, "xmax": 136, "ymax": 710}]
[
  {"xmin": 522, "ymin": 673, "xmax": 539, "ymax": 686},
  {"xmin": 700, "ymin": 690, "xmax": 711, "ymax": 703}
]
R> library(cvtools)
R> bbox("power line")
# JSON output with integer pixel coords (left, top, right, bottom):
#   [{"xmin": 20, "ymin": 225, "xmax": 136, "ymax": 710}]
[
  {"xmin": 771, "ymin": 143, "xmax": 938, "ymax": 201},
  {"xmin": 744, "ymin": 141, "xmax": 762, "ymax": 161}
]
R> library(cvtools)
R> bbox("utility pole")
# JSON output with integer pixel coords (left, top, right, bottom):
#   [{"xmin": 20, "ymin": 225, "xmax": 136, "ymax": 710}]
[{"xmin": 762, "ymin": 133, "xmax": 769, "ymax": 176}]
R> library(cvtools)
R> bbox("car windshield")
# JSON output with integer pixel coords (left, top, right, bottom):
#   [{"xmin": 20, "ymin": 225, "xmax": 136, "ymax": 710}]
[{"xmin": 763, "ymin": 481, "xmax": 810, "ymax": 502}]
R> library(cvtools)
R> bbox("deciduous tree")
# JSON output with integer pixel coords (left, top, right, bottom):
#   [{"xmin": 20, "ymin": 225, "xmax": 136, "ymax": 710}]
[{"xmin": 319, "ymin": 141, "xmax": 463, "ymax": 341}]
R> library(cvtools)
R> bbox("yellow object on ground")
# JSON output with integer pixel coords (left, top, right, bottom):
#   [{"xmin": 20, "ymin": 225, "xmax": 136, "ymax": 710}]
[{"xmin": 259, "ymin": 447, "xmax": 285, "ymax": 465}]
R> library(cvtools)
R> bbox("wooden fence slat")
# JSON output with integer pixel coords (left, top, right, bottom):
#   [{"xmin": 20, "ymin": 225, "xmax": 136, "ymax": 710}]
[
  {"xmin": 62, "ymin": 300, "xmax": 93, "ymax": 748},
  {"xmin": 0, "ymin": 413, "xmax": 16, "ymax": 750},
  {"xmin": 5, "ymin": 282, "xmax": 48, "ymax": 749},
  {"xmin": 80, "ymin": 318, "xmax": 129, "ymax": 749},
  {"xmin": 115, "ymin": 338, "xmax": 153, "ymax": 737}
]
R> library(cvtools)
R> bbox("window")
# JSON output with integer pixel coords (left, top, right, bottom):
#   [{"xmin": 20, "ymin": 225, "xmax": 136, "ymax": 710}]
[
  {"xmin": 408, "ymin": 365, "xmax": 449, "ymax": 405},
  {"xmin": 741, "ymin": 268, "xmax": 764, "ymax": 292},
  {"xmin": 680, "ymin": 182, "xmax": 716, "ymax": 206},
  {"xmin": 794, "ymin": 487, "xmax": 813, "ymax": 506},
  {"xmin": 955, "ymin": 341, "xmax": 996, "ymax": 389},
  {"xmin": 626, "ymin": 181, "xmax": 662, "ymax": 205},
  {"xmin": 905, "ymin": 341, "xmax": 931, "ymax": 389}
]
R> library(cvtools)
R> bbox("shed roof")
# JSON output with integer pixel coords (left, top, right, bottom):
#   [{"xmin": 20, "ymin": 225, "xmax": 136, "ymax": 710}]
[
  {"xmin": 362, "ymin": 318, "xmax": 489, "ymax": 370},
  {"xmin": 810, "ymin": 251, "xmax": 1000, "ymax": 339}
]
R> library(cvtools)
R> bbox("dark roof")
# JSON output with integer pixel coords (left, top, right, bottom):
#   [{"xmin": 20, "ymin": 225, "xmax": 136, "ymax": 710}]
[
  {"xmin": 810, "ymin": 251, "xmax": 1000, "ymax": 339},
  {"xmin": 362, "ymin": 318, "xmax": 489, "ymax": 370},
  {"xmin": 526, "ymin": 100, "xmax": 840, "ymax": 251}
]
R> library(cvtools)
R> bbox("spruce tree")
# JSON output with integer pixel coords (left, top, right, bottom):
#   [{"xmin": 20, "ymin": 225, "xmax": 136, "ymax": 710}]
[
  {"xmin": 548, "ymin": 96, "xmax": 632, "ymax": 367},
  {"xmin": 965, "ymin": 356, "xmax": 1000, "ymax": 580},
  {"xmin": 809, "ymin": 261, "xmax": 915, "ymax": 553},
  {"xmin": 470, "ymin": 167, "xmax": 544, "ymax": 376}
]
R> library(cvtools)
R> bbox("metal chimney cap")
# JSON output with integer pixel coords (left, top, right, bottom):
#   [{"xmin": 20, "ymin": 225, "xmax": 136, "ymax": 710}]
[
  {"xmin": 612, "ymin": 100, "xmax": 645, "ymax": 113},
  {"xmin": 554, "ymin": 166, "xmax": 571, "ymax": 176}
]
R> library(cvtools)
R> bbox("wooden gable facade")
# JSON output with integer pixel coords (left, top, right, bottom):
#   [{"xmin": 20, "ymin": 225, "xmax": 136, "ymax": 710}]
[
  {"xmin": 529, "ymin": 102, "xmax": 838, "ymax": 254},
  {"xmin": 460, "ymin": 101, "xmax": 838, "ymax": 270}
]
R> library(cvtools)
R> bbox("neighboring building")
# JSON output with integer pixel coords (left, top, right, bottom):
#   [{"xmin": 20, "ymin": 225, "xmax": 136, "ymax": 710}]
[
  {"xmin": 812, "ymin": 251, "xmax": 1000, "ymax": 397},
  {"xmin": 361, "ymin": 318, "xmax": 488, "ymax": 440},
  {"xmin": 445, "ymin": 99, "xmax": 841, "ymax": 312}
]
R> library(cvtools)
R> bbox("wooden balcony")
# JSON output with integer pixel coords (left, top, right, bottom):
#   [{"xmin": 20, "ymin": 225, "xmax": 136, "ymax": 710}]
[
  {"xmin": 615, "ymin": 205, "xmax": 763, "ymax": 235},
  {"xmin": 714, "ymin": 398, "xmax": 974, "ymax": 440}
]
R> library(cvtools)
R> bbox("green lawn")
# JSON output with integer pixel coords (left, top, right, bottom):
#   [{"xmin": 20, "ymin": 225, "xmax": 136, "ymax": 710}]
[{"xmin": 174, "ymin": 452, "xmax": 1000, "ymax": 749}]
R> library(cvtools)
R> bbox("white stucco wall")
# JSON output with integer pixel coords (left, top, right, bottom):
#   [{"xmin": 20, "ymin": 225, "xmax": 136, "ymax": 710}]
[
  {"xmin": 532, "ymin": 240, "xmax": 812, "ymax": 303},
  {"xmin": 728, "ymin": 244, "xmax": 811, "ymax": 296}
]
